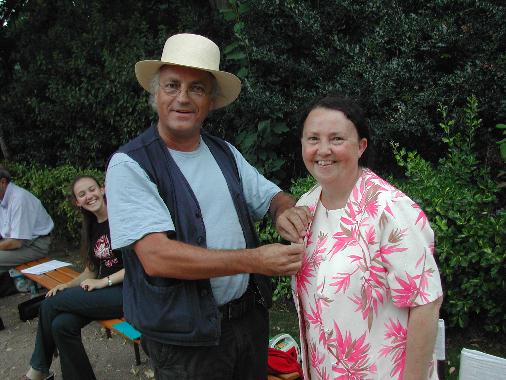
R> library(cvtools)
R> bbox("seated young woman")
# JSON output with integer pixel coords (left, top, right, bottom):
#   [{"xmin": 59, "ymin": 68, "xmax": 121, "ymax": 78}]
[{"xmin": 23, "ymin": 175, "xmax": 124, "ymax": 380}]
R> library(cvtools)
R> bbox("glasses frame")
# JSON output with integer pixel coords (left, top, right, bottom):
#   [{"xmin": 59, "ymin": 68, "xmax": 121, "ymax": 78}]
[{"xmin": 158, "ymin": 80, "xmax": 210, "ymax": 99}]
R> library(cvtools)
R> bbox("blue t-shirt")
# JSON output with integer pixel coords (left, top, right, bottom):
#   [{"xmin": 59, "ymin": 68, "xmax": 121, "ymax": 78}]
[{"xmin": 106, "ymin": 137, "xmax": 281, "ymax": 305}]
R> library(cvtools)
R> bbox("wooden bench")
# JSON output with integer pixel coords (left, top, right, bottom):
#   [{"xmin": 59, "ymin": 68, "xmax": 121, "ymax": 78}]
[{"xmin": 16, "ymin": 257, "xmax": 141, "ymax": 365}]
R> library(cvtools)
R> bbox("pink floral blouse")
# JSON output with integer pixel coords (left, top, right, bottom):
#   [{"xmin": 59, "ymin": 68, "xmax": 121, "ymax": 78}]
[{"xmin": 292, "ymin": 169, "xmax": 443, "ymax": 380}]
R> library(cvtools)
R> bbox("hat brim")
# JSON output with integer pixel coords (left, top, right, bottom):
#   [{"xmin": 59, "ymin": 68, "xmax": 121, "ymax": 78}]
[{"xmin": 135, "ymin": 60, "xmax": 241, "ymax": 109}]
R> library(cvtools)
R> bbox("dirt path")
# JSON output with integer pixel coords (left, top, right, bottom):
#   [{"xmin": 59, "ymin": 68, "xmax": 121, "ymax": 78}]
[{"xmin": 0, "ymin": 246, "xmax": 153, "ymax": 380}]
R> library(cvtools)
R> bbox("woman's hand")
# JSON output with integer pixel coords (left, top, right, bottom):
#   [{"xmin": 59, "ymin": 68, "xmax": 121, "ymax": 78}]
[
  {"xmin": 80, "ymin": 278, "xmax": 107, "ymax": 292},
  {"xmin": 276, "ymin": 206, "xmax": 312, "ymax": 244},
  {"xmin": 46, "ymin": 283, "xmax": 69, "ymax": 297}
]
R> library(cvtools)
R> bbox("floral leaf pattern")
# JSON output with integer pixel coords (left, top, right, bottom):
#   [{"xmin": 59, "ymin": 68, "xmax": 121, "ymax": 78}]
[
  {"xmin": 379, "ymin": 318, "xmax": 408, "ymax": 378},
  {"xmin": 328, "ymin": 322, "xmax": 377, "ymax": 379},
  {"xmin": 292, "ymin": 169, "xmax": 442, "ymax": 379}
]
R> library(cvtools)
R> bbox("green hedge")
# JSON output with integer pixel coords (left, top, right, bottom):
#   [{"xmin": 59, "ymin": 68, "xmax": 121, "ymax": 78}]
[
  {"xmin": 390, "ymin": 96, "xmax": 505, "ymax": 333},
  {"xmin": 3, "ymin": 162, "xmax": 104, "ymax": 244},
  {"xmin": 1, "ymin": 1, "xmax": 504, "ymax": 189}
]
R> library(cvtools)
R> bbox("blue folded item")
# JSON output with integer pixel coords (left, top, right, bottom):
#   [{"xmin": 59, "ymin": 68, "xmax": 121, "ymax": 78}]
[{"xmin": 111, "ymin": 321, "xmax": 141, "ymax": 340}]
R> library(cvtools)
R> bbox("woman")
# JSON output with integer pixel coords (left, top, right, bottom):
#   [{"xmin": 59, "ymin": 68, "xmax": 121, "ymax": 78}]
[
  {"xmin": 293, "ymin": 95, "xmax": 443, "ymax": 379},
  {"xmin": 23, "ymin": 175, "xmax": 124, "ymax": 380}
]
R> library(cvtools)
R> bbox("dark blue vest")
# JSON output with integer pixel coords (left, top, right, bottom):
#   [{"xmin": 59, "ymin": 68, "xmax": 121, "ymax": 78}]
[{"xmin": 117, "ymin": 124, "xmax": 272, "ymax": 345}]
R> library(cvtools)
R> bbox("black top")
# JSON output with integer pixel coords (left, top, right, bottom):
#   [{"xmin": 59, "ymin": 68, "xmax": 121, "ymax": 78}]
[{"xmin": 89, "ymin": 219, "xmax": 123, "ymax": 279}]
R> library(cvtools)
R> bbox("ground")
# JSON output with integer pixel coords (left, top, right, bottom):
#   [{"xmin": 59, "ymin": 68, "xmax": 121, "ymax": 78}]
[
  {"xmin": 1, "ymin": 290, "xmax": 153, "ymax": 380},
  {"xmin": 1, "ymin": 243, "xmax": 504, "ymax": 379},
  {"xmin": 0, "ymin": 243, "xmax": 301, "ymax": 380},
  {"xmin": 0, "ymin": 245, "xmax": 153, "ymax": 380}
]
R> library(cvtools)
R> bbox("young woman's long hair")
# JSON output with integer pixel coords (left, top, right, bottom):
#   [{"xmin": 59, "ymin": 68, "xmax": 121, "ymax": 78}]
[{"xmin": 69, "ymin": 175, "xmax": 104, "ymax": 272}]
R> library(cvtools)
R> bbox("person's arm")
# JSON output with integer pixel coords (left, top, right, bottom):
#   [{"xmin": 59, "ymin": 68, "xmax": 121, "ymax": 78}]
[
  {"xmin": 404, "ymin": 296, "xmax": 443, "ymax": 380},
  {"xmin": 270, "ymin": 192, "xmax": 312, "ymax": 244},
  {"xmin": 45, "ymin": 266, "xmax": 96, "ymax": 297},
  {"xmin": 80, "ymin": 268, "xmax": 125, "ymax": 291},
  {"xmin": 0, "ymin": 238, "xmax": 22, "ymax": 250},
  {"xmin": 133, "ymin": 232, "xmax": 303, "ymax": 279},
  {"xmin": 229, "ymin": 145, "xmax": 312, "ymax": 244},
  {"xmin": 106, "ymin": 154, "xmax": 303, "ymax": 279}
]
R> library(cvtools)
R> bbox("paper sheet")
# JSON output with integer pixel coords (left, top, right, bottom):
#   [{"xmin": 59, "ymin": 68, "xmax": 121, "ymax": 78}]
[{"xmin": 21, "ymin": 260, "xmax": 72, "ymax": 275}]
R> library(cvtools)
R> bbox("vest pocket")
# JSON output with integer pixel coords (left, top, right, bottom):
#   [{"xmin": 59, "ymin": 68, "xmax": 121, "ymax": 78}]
[{"xmin": 139, "ymin": 278, "xmax": 194, "ymax": 333}]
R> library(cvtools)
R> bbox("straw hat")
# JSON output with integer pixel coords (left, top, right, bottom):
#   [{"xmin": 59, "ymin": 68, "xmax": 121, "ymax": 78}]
[{"xmin": 135, "ymin": 33, "xmax": 241, "ymax": 109}]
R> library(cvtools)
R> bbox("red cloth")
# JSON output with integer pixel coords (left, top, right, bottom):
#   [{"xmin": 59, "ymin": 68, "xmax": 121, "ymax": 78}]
[{"xmin": 267, "ymin": 347, "xmax": 303, "ymax": 377}]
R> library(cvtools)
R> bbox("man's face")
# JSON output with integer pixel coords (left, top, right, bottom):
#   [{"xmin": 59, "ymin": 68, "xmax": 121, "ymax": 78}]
[
  {"xmin": 0, "ymin": 178, "xmax": 8, "ymax": 201},
  {"xmin": 155, "ymin": 65, "xmax": 215, "ymax": 147}
]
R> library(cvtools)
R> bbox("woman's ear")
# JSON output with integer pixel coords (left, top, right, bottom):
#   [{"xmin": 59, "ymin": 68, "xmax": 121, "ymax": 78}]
[{"xmin": 358, "ymin": 138, "xmax": 368, "ymax": 158}]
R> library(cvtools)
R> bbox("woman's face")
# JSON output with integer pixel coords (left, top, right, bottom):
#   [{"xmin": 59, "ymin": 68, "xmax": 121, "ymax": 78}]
[
  {"xmin": 73, "ymin": 177, "xmax": 105, "ymax": 215},
  {"xmin": 301, "ymin": 107, "xmax": 367, "ymax": 188}
]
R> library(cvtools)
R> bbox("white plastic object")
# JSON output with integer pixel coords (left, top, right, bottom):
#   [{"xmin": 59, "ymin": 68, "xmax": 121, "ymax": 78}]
[
  {"xmin": 434, "ymin": 319, "xmax": 445, "ymax": 360},
  {"xmin": 459, "ymin": 348, "xmax": 506, "ymax": 380},
  {"xmin": 269, "ymin": 333, "xmax": 301, "ymax": 363},
  {"xmin": 8, "ymin": 268, "xmax": 30, "ymax": 292}
]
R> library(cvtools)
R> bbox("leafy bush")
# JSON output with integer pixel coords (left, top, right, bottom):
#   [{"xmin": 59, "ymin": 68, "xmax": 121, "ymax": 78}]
[
  {"xmin": 2, "ymin": 1, "xmax": 505, "ymax": 189},
  {"xmin": 390, "ymin": 96, "xmax": 505, "ymax": 333},
  {"xmin": 214, "ymin": 0, "xmax": 506, "ymax": 184},
  {"xmin": 3, "ymin": 162, "xmax": 104, "ymax": 244}
]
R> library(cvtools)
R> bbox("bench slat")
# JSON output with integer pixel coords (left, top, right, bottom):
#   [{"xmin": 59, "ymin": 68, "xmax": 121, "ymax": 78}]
[
  {"xmin": 28, "ymin": 276, "xmax": 61, "ymax": 290},
  {"xmin": 16, "ymin": 257, "xmax": 50, "ymax": 270},
  {"xmin": 57, "ymin": 267, "xmax": 80, "ymax": 277},
  {"xmin": 45, "ymin": 270, "xmax": 77, "ymax": 284}
]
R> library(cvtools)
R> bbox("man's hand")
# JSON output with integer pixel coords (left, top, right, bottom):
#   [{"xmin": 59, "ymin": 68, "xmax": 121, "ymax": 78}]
[
  {"xmin": 0, "ymin": 238, "xmax": 22, "ymax": 250},
  {"xmin": 275, "ymin": 206, "xmax": 312, "ymax": 243},
  {"xmin": 252, "ymin": 243, "xmax": 304, "ymax": 276}
]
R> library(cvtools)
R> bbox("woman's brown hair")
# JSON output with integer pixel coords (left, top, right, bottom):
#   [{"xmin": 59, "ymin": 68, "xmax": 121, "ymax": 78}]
[{"xmin": 69, "ymin": 175, "xmax": 104, "ymax": 272}]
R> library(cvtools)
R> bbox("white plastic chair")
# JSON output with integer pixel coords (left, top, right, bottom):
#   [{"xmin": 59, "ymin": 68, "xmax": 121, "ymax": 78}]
[
  {"xmin": 435, "ymin": 319, "xmax": 446, "ymax": 379},
  {"xmin": 459, "ymin": 348, "xmax": 506, "ymax": 379}
]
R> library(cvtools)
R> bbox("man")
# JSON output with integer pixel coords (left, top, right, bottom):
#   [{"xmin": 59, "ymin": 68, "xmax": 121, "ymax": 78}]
[
  {"xmin": 0, "ymin": 166, "xmax": 54, "ymax": 273},
  {"xmin": 106, "ymin": 33, "xmax": 310, "ymax": 379}
]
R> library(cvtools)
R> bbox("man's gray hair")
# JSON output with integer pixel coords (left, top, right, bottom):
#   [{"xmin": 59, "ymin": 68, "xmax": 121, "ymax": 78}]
[
  {"xmin": 147, "ymin": 67, "xmax": 220, "ymax": 112},
  {"xmin": 0, "ymin": 166, "xmax": 11, "ymax": 182}
]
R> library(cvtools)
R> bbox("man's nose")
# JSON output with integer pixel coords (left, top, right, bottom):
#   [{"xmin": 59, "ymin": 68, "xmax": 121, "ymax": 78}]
[{"xmin": 175, "ymin": 86, "xmax": 190, "ymax": 102}]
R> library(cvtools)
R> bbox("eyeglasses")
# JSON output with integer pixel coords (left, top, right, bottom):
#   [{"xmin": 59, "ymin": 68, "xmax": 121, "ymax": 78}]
[{"xmin": 159, "ymin": 81, "xmax": 209, "ymax": 99}]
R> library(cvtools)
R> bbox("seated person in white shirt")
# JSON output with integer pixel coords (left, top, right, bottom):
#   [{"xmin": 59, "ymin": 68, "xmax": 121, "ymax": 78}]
[{"xmin": 0, "ymin": 166, "xmax": 54, "ymax": 273}]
